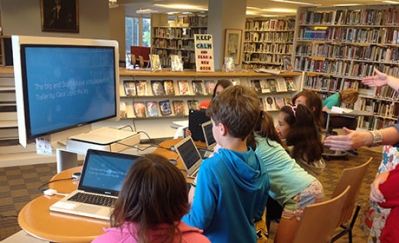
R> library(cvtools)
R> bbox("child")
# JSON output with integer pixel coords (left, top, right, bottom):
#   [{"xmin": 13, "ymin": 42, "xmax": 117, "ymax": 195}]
[
  {"xmin": 292, "ymin": 90, "xmax": 323, "ymax": 128},
  {"xmin": 322, "ymin": 88, "xmax": 359, "ymax": 111},
  {"xmin": 276, "ymin": 104, "xmax": 325, "ymax": 176},
  {"xmin": 248, "ymin": 111, "xmax": 324, "ymax": 243},
  {"xmin": 183, "ymin": 85, "xmax": 269, "ymax": 243},
  {"xmin": 199, "ymin": 79, "xmax": 233, "ymax": 109},
  {"xmin": 93, "ymin": 154, "xmax": 209, "ymax": 243}
]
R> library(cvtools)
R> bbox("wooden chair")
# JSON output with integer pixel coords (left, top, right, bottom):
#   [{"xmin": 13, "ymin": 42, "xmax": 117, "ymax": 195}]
[
  {"xmin": 293, "ymin": 186, "xmax": 350, "ymax": 243},
  {"xmin": 330, "ymin": 157, "xmax": 373, "ymax": 243}
]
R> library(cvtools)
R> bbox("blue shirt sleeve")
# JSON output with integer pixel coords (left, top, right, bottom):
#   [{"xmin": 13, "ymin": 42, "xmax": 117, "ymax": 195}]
[
  {"xmin": 323, "ymin": 92, "xmax": 341, "ymax": 109},
  {"xmin": 182, "ymin": 160, "xmax": 218, "ymax": 230}
]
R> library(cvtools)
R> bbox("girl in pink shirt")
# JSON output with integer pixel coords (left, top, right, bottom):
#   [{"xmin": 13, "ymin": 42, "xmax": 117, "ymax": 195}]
[{"xmin": 93, "ymin": 154, "xmax": 209, "ymax": 243}]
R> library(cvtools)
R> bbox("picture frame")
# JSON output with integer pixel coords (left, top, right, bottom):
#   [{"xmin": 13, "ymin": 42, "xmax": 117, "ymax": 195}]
[
  {"xmin": 41, "ymin": 0, "xmax": 79, "ymax": 33},
  {"xmin": 224, "ymin": 29, "xmax": 242, "ymax": 65}
]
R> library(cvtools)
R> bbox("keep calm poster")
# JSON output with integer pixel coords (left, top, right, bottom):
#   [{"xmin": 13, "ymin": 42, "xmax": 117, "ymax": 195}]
[{"xmin": 194, "ymin": 34, "xmax": 215, "ymax": 72}]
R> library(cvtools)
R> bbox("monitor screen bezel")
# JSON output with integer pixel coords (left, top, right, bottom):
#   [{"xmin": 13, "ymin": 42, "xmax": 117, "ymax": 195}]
[{"xmin": 20, "ymin": 44, "xmax": 118, "ymax": 140}]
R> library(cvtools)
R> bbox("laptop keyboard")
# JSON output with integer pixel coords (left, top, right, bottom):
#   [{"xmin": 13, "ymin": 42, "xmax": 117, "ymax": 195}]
[{"xmin": 68, "ymin": 193, "xmax": 116, "ymax": 207}]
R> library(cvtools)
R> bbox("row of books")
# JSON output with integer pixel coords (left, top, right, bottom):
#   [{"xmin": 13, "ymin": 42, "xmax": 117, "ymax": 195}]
[
  {"xmin": 244, "ymin": 53, "xmax": 286, "ymax": 65},
  {"xmin": 354, "ymin": 97, "xmax": 399, "ymax": 118},
  {"xmin": 243, "ymin": 43, "xmax": 292, "ymax": 54},
  {"xmin": 244, "ymin": 32, "xmax": 294, "ymax": 43},
  {"xmin": 120, "ymin": 99, "xmax": 200, "ymax": 119},
  {"xmin": 294, "ymin": 57, "xmax": 399, "ymax": 78},
  {"xmin": 152, "ymin": 27, "xmax": 207, "ymax": 39},
  {"xmin": 261, "ymin": 96, "xmax": 292, "ymax": 112},
  {"xmin": 153, "ymin": 49, "xmax": 195, "ymax": 68},
  {"xmin": 300, "ymin": 26, "xmax": 399, "ymax": 45},
  {"xmin": 245, "ymin": 18, "xmax": 295, "ymax": 31},
  {"xmin": 153, "ymin": 39, "xmax": 194, "ymax": 50},
  {"xmin": 250, "ymin": 77, "xmax": 296, "ymax": 93},
  {"xmin": 242, "ymin": 63, "xmax": 286, "ymax": 70},
  {"xmin": 369, "ymin": 117, "xmax": 397, "ymax": 130},
  {"xmin": 297, "ymin": 43, "xmax": 399, "ymax": 64},
  {"xmin": 166, "ymin": 15, "xmax": 207, "ymax": 28},
  {"xmin": 300, "ymin": 8, "xmax": 399, "ymax": 26},
  {"xmin": 122, "ymin": 79, "xmax": 218, "ymax": 97}
]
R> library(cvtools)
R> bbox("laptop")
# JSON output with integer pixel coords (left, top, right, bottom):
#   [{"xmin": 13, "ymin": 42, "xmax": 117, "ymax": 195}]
[
  {"xmin": 201, "ymin": 120, "xmax": 216, "ymax": 150},
  {"xmin": 188, "ymin": 109, "xmax": 210, "ymax": 142},
  {"xmin": 174, "ymin": 136, "xmax": 202, "ymax": 178},
  {"xmin": 50, "ymin": 149, "xmax": 139, "ymax": 220}
]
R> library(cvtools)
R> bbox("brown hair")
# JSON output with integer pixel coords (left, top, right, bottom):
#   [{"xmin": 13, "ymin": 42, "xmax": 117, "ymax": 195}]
[
  {"xmin": 247, "ymin": 110, "xmax": 283, "ymax": 149},
  {"xmin": 280, "ymin": 105, "xmax": 323, "ymax": 164},
  {"xmin": 212, "ymin": 79, "xmax": 233, "ymax": 98},
  {"xmin": 340, "ymin": 88, "xmax": 359, "ymax": 105},
  {"xmin": 111, "ymin": 154, "xmax": 188, "ymax": 243},
  {"xmin": 292, "ymin": 90, "xmax": 323, "ymax": 128},
  {"xmin": 207, "ymin": 85, "xmax": 260, "ymax": 140}
]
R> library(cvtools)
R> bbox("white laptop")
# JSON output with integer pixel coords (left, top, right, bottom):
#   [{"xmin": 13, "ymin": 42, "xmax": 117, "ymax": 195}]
[
  {"xmin": 201, "ymin": 120, "xmax": 216, "ymax": 150},
  {"xmin": 50, "ymin": 149, "xmax": 139, "ymax": 220},
  {"xmin": 174, "ymin": 136, "xmax": 203, "ymax": 178}
]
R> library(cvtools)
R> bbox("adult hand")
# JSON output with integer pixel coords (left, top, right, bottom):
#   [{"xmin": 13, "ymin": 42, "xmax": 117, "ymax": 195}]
[
  {"xmin": 324, "ymin": 127, "xmax": 371, "ymax": 151},
  {"xmin": 362, "ymin": 68, "xmax": 388, "ymax": 87},
  {"xmin": 370, "ymin": 172, "xmax": 389, "ymax": 203}
]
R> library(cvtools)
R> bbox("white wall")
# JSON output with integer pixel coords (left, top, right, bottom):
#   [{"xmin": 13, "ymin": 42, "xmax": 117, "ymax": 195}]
[{"xmin": 1, "ymin": 0, "xmax": 110, "ymax": 39}]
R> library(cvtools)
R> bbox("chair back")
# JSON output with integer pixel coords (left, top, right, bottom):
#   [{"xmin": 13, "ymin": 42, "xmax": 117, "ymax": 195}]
[
  {"xmin": 332, "ymin": 157, "xmax": 372, "ymax": 225},
  {"xmin": 293, "ymin": 186, "xmax": 350, "ymax": 243}
]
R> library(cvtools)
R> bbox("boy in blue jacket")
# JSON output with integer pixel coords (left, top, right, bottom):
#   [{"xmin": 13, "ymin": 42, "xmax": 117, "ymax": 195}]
[{"xmin": 182, "ymin": 85, "xmax": 269, "ymax": 243}]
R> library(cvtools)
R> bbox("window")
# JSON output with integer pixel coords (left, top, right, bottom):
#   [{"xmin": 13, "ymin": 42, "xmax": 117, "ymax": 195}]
[{"xmin": 125, "ymin": 16, "xmax": 151, "ymax": 54}]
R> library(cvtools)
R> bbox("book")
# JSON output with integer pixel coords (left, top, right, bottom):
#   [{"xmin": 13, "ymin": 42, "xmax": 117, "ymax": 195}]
[
  {"xmin": 275, "ymin": 97, "xmax": 285, "ymax": 109},
  {"xmin": 123, "ymin": 80, "xmax": 136, "ymax": 96},
  {"xmin": 264, "ymin": 97, "xmax": 278, "ymax": 111},
  {"xmin": 260, "ymin": 80, "xmax": 271, "ymax": 93},
  {"xmin": 251, "ymin": 80, "xmax": 262, "ymax": 93},
  {"xmin": 126, "ymin": 102, "xmax": 134, "ymax": 118},
  {"xmin": 120, "ymin": 101, "xmax": 128, "ymax": 118},
  {"xmin": 276, "ymin": 78, "xmax": 288, "ymax": 92},
  {"xmin": 172, "ymin": 100, "xmax": 186, "ymax": 116},
  {"xmin": 151, "ymin": 80, "xmax": 165, "ymax": 96},
  {"xmin": 135, "ymin": 81, "xmax": 147, "ymax": 96},
  {"xmin": 192, "ymin": 80, "xmax": 205, "ymax": 95},
  {"xmin": 204, "ymin": 80, "xmax": 216, "ymax": 95},
  {"xmin": 133, "ymin": 102, "xmax": 147, "ymax": 118},
  {"xmin": 268, "ymin": 79, "xmax": 278, "ymax": 93},
  {"xmin": 187, "ymin": 100, "xmax": 199, "ymax": 110},
  {"xmin": 178, "ymin": 80, "xmax": 190, "ymax": 95},
  {"xmin": 163, "ymin": 80, "xmax": 175, "ymax": 95},
  {"xmin": 146, "ymin": 101, "xmax": 160, "ymax": 117},
  {"xmin": 159, "ymin": 100, "xmax": 172, "ymax": 116}
]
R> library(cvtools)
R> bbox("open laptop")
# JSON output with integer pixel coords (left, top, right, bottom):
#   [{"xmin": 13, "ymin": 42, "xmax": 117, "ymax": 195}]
[
  {"xmin": 201, "ymin": 120, "xmax": 216, "ymax": 150},
  {"xmin": 50, "ymin": 149, "xmax": 139, "ymax": 220},
  {"xmin": 174, "ymin": 136, "xmax": 202, "ymax": 178}
]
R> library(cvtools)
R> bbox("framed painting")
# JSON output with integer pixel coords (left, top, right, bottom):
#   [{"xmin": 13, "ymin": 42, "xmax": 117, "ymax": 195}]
[
  {"xmin": 41, "ymin": 0, "xmax": 79, "ymax": 33},
  {"xmin": 224, "ymin": 29, "xmax": 242, "ymax": 65}
]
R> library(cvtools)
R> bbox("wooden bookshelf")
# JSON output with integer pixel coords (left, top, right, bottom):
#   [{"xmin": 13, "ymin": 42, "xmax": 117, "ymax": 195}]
[
  {"xmin": 243, "ymin": 16, "xmax": 295, "ymax": 70},
  {"xmin": 294, "ymin": 6, "xmax": 399, "ymax": 130},
  {"xmin": 152, "ymin": 15, "xmax": 207, "ymax": 69}
]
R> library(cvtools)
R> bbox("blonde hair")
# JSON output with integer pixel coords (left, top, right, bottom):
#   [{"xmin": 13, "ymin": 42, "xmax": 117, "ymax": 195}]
[{"xmin": 340, "ymin": 88, "xmax": 359, "ymax": 105}]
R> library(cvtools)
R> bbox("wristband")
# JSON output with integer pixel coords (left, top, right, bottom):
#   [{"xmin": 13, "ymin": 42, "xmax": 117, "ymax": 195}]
[{"xmin": 369, "ymin": 130, "xmax": 383, "ymax": 146}]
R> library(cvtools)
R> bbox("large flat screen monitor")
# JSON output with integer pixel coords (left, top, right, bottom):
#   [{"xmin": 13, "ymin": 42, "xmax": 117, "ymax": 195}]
[{"xmin": 12, "ymin": 36, "xmax": 119, "ymax": 147}]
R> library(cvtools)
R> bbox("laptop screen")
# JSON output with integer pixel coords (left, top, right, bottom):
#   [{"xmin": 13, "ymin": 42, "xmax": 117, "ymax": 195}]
[
  {"xmin": 202, "ymin": 121, "xmax": 215, "ymax": 147},
  {"xmin": 175, "ymin": 138, "xmax": 201, "ymax": 170},
  {"xmin": 79, "ymin": 150, "xmax": 139, "ymax": 196}
]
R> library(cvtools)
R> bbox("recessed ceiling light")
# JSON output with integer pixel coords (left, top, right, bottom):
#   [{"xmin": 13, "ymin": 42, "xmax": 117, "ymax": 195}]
[
  {"xmin": 271, "ymin": 0, "xmax": 320, "ymax": 6},
  {"xmin": 333, "ymin": 3, "xmax": 361, "ymax": 6},
  {"xmin": 154, "ymin": 4, "xmax": 207, "ymax": 11},
  {"xmin": 383, "ymin": 0, "xmax": 399, "ymax": 3},
  {"xmin": 246, "ymin": 10, "xmax": 260, "ymax": 16},
  {"xmin": 263, "ymin": 8, "xmax": 297, "ymax": 13}
]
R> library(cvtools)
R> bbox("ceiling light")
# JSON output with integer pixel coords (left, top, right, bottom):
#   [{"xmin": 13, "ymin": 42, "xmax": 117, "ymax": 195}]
[
  {"xmin": 271, "ymin": 0, "xmax": 320, "ymax": 6},
  {"xmin": 247, "ymin": 6, "xmax": 262, "ymax": 10},
  {"xmin": 154, "ymin": 4, "xmax": 207, "ymax": 11},
  {"xmin": 136, "ymin": 8, "xmax": 158, "ymax": 14},
  {"xmin": 246, "ymin": 10, "xmax": 260, "ymax": 16},
  {"xmin": 333, "ymin": 3, "xmax": 360, "ymax": 6},
  {"xmin": 383, "ymin": 0, "xmax": 399, "ymax": 3},
  {"xmin": 167, "ymin": 12, "xmax": 179, "ymax": 15},
  {"xmin": 263, "ymin": 8, "xmax": 297, "ymax": 13},
  {"xmin": 261, "ymin": 14, "xmax": 280, "ymax": 17},
  {"xmin": 109, "ymin": 0, "xmax": 118, "ymax": 8}
]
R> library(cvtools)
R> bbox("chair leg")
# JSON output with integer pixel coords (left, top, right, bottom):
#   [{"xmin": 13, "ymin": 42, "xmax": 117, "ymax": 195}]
[{"xmin": 330, "ymin": 205, "xmax": 361, "ymax": 243}]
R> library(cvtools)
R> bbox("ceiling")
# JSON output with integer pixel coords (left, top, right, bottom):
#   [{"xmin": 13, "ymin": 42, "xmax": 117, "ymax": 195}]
[{"xmin": 119, "ymin": 0, "xmax": 399, "ymax": 16}]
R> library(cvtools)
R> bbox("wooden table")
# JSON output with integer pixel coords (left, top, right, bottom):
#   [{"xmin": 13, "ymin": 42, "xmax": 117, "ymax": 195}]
[{"xmin": 18, "ymin": 139, "xmax": 194, "ymax": 242}]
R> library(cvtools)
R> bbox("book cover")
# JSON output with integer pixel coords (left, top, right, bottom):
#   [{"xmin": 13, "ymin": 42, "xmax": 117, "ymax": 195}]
[
  {"xmin": 133, "ymin": 102, "xmax": 147, "ymax": 118},
  {"xmin": 135, "ymin": 81, "xmax": 147, "ymax": 96},
  {"xmin": 260, "ymin": 80, "xmax": 271, "ymax": 93},
  {"xmin": 251, "ymin": 80, "xmax": 262, "ymax": 93},
  {"xmin": 119, "ymin": 101, "xmax": 127, "ymax": 118},
  {"xmin": 276, "ymin": 78, "xmax": 288, "ymax": 92},
  {"xmin": 164, "ymin": 80, "xmax": 175, "ymax": 95},
  {"xmin": 123, "ymin": 80, "xmax": 136, "ymax": 96},
  {"xmin": 275, "ymin": 97, "xmax": 285, "ymax": 109},
  {"xmin": 146, "ymin": 101, "xmax": 160, "ymax": 117},
  {"xmin": 187, "ymin": 100, "xmax": 199, "ymax": 110},
  {"xmin": 264, "ymin": 97, "xmax": 278, "ymax": 111},
  {"xmin": 204, "ymin": 80, "xmax": 216, "ymax": 95},
  {"xmin": 172, "ymin": 100, "xmax": 186, "ymax": 116},
  {"xmin": 178, "ymin": 80, "xmax": 190, "ymax": 95},
  {"xmin": 151, "ymin": 80, "xmax": 165, "ymax": 96},
  {"xmin": 192, "ymin": 80, "xmax": 205, "ymax": 95},
  {"xmin": 267, "ymin": 79, "xmax": 278, "ymax": 93},
  {"xmin": 159, "ymin": 100, "xmax": 172, "ymax": 116},
  {"xmin": 126, "ymin": 102, "xmax": 134, "ymax": 118}
]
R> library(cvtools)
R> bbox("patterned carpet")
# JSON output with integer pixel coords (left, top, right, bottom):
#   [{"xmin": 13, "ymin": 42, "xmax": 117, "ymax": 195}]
[{"xmin": 0, "ymin": 148, "xmax": 381, "ymax": 242}]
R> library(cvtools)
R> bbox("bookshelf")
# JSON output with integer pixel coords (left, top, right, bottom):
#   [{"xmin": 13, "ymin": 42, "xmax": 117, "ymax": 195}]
[
  {"xmin": 243, "ymin": 16, "xmax": 295, "ymax": 70},
  {"xmin": 152, "ymin": 15, "xmax": 207, "ymax": 69},
  {"xmin": 294, "ymin": 6, "xmax": 399, "ymax": 130}
]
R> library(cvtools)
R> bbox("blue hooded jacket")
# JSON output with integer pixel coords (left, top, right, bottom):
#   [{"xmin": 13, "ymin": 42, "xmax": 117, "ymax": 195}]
[{"xmin": 182, "ymin": 147, "xmax": 269, "ymax": 243}]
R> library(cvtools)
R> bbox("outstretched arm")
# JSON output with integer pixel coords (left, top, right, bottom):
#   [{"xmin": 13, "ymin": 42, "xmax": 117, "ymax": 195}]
[{"xmin": 362, "ymin": 68, "xmax": 399, "ymax": 92}]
